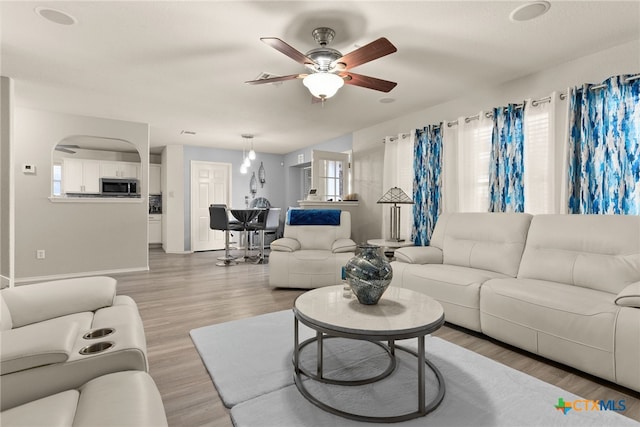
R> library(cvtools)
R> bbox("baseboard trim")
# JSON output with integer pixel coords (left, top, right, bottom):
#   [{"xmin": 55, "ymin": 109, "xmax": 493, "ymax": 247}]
[{"xmin": 14, "ymin": 266, "xmax": 150, "ymax": 284}]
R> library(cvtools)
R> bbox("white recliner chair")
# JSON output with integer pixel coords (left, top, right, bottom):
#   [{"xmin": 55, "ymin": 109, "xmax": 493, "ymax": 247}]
[
  {"xmin": 269, "ymin": 209, "xmax": 357, "ymax": 288},
  {"xmin": 0, "ymin": 276, "xmax": 148, "ymax": 410},
  {"xmin": 1, "ymin": 371, "xmax": 167, "ymax": 426}
]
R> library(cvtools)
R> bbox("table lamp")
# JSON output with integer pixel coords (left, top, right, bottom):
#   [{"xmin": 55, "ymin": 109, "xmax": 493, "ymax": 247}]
[{"xmin": 377, "ymin": 186, "xmax": 414, "ymax": 242}]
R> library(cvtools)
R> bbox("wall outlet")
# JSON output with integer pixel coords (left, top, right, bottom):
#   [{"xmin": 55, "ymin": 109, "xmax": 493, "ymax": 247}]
[
  {"xmin": 36, "ymin": 250, "xmax": 45, "ymax": 259},
  {"xmin": 297, "ymin": 154, "xmax": 304, "ymax": 164}
]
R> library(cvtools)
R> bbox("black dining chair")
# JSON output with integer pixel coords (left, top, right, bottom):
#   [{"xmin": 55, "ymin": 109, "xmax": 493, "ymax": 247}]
[
  {"xmin": 246, "ymin": 208, "xmax": 269, "ymax": 263},
  {"xmin": 209, "ymin": 204, "xmax": 243, "ymax": 267},
  {"xmin": 263, "ymin": 207, "xmax": 281, "ymax": 256},
  {"xmin": 247, "ymin": 207, "xmax": 281, "ymax": 263}
]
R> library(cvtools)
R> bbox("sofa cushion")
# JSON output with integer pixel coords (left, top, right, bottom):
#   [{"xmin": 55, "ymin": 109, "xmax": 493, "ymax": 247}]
[
  {"xmin": 434, "ymin": 212, "xmax": 532, "ymax": 277},
  {"xmin": 74, "ymin": 371, "xmax": 167, "ymax": 426},
  {"xmin": 1, "ymin": 277, "xmax": 117, "ymax": 328},
  {"xmin": 0, "ymin": 316, "xmax": 82, "ymax": 375},
  {"xmin": 1, "ymin": 372, "xmax": 167, "ymax": 427},
  {"xmin": 616, "ymin": 282, "xmax": 640, "ymax": 308},
  {"xmin": 270, "ymin": 237, "xmax": 300, "ymax": 252},
  {"xmin": 518, "ymin": 214, "xmax": 640, "ymax": 294},
  {"xmin": 394, "ymin": 246, "xmax": 443, "ymax": 264},
  {"xmin": 268, "ymin": 250, "xmax": 354, "ymax": 289},
  {"xmin": 0, "ymin": 390, "xmax": 79, "ymax": 426},
  {"xmin": 481, "ymin": 278, "xmax": 619, "ymax": 352},
  {"xmin": 391, "ymin": 262, "xmax": 508, "ymax": 331}
]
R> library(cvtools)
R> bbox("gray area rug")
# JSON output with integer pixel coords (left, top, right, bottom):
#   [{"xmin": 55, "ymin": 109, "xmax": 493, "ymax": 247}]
[{"xmin": 191, "ymin": 310, "xmax": 637, "ymax": 426}]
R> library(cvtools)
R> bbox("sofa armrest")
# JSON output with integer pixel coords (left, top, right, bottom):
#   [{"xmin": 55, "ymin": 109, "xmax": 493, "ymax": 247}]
[
  {"xmin": 394, "ymin": 246, "xmax": 443, "ymax": 264},
  {"xmin": 332, "ymin": 238, "xmax": 357, "ymax": 253},
  {"xmin": 1, "ymin": 277, "xmax": 117, "ymax": 328},
  {"xmin": 1, "ymin": 321, "xmax": 78, "ymax": 375},
  {"xmin": 270, "ymin": 237, "xmax": 301, "ymax": 253},
  {"xmin": 616, "ymin": 282, "xmax": 640, "ymax": 308}
]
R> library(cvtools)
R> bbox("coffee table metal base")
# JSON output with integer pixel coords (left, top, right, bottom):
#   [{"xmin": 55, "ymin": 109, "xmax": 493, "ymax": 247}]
[{"xmin": 293, "ymin": 320, "xmax": 445, "ymax": 423}]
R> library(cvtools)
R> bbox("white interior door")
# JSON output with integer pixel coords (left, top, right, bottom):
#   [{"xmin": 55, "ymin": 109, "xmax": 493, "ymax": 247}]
[{"xmin": 191, "ymin": 161, "xmax": 231, "ymax": 252}]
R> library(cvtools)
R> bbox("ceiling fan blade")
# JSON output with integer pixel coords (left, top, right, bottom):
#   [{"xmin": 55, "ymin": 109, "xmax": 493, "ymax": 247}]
[
  {"xmin": 245, "ymin": 74, "xmax": 306, "ymax": 85},
  {"xmin": 261, "ymin": 38, "xmax": 317, "ymax": 66},
  {"xmin": 341, "ymin": 72, "xmax": 397, "ymax": 93},
  {"xmin": 55, "ymin": 147, "xmax": 76, "ymax": 154},
  {"xmin": 334, "ymin": 38, "xmax": 397, "ymax": 70}
]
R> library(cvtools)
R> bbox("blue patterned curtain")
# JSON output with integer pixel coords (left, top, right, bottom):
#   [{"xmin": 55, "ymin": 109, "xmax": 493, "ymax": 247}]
[
  {"xmin": 488, "ymin": 104, "xmax": 525, "ymax": 212},
  {"xmin": 413, "ymin": 125, "xmax": 442, "ymax": 246},
  {"xmin": 567, "ymin": 75, "xmax": 640, "ymax": 215}
]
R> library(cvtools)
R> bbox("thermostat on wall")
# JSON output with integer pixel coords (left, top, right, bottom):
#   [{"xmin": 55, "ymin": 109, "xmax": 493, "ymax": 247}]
[{"xmin": 22, "ymin": 164, "xmax": 36, "ymax": 174}]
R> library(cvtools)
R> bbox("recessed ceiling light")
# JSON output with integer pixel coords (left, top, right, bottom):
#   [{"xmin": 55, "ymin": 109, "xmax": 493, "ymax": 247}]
[
  {"xmin": 509, "ymin": 1, "xmax": 551, "ymax": 22},
  {"xmin": 379, "ymin": 97, "xmax": 396, "ymax": 104},
  {"xmin": 35, "ymin": 7, "xmax": 77, "ymax": 25}
]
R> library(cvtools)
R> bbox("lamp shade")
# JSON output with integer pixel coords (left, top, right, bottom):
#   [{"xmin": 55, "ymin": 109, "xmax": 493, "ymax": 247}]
[
  {"xmin": 303, "ymin": 72, "xmax": 344, "ymax": 99},
  {"xmin": 377, "ymin": 187, "xmax": 414, "ymax": 204}
]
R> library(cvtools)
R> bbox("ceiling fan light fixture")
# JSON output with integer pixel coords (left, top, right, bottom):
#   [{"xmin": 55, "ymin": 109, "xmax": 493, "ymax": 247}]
[{"xmin": 303, "ymin": 73, "xmax": 344, "ymax": 99}]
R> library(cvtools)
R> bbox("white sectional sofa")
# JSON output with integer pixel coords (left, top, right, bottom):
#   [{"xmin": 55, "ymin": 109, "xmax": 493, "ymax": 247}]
[
  {"xmin": 0, "ymin": 276, "xmax": 167, "ymax": 425},
  {"xmin": 390, "ymin": 213, "xmax": 640, "ymax": 392}
]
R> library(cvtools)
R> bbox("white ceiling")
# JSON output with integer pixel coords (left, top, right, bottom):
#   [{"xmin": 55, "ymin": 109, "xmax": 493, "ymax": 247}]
[{"xmin": 2, "ymin": 1, "xmax": 639, "ymax": 154}]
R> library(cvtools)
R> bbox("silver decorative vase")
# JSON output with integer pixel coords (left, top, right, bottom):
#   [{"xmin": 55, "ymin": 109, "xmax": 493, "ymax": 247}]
[{"xmin": 345, "ymin": 245, "xmax": 393, "ymax": 305}]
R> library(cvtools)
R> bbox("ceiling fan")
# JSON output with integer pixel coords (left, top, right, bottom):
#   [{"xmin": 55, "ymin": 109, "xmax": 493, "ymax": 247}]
[
  {"xmin": 245, "ymin": 27, "xmax": 397, "ymax": 101},
  {"xmin": 55, "ymin": 144, "xmax": 79, "ymax": 154}
]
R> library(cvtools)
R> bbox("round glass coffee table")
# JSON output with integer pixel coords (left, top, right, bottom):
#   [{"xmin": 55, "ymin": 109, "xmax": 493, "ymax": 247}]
[{"xmin": 293, "ymin": 285, "xmax": 445, "ymax": 423}]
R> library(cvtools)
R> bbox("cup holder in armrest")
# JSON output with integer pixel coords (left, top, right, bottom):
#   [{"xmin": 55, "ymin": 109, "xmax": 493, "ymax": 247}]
[
  {"xmin": 79, "ymin": 341, "xmax": 114, "ymax": 356},
  {"xmin": 83, "ymin": 328, "xmax": 115, "ymax": 340}
]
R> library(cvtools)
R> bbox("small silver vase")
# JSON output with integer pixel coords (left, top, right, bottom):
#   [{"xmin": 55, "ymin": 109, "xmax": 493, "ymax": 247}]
[{"xmin": 345, "ymin": 244, "xmax": 393, "ymax": 305}]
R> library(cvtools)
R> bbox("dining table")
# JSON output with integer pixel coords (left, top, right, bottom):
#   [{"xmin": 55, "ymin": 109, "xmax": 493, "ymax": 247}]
[{"xmin": 229, "ymin": 208, "xmax": 264, "ymax": 261}]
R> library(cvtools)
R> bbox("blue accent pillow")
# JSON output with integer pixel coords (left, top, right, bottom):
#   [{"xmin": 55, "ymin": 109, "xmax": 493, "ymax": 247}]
[{"xmin": 287, "ymin": 209, "xmax": 341, "ymax": 226}]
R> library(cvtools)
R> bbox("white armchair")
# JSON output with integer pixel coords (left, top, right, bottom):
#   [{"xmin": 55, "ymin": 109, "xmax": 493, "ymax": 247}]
[
  {"xmin": 0, "ymin": 276, "xmax": 148, "ymax": 410},
  {"xmin": 269, "ymin": 210, "xmax": 357, "ymax": 288}
]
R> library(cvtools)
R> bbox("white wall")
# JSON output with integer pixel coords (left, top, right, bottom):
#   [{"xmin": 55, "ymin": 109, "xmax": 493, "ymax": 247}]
[
  {"xmin": 162, "ymin": 144, "xmax": 186, "ymax": 253},
  {"xmin": 352, "ymin": 39, "xmax": 640, "ymax": 243},
  {"xmin": 13, "ymin": 108, "xmax": 150, "ymax": 281},
  {"xmin": 0, "ymin": 77, "xmax": 14, "ymax": 287}
]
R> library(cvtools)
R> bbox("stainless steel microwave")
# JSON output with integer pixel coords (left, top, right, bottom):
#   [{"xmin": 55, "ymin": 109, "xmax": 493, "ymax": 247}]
[{"xmin": 100, "ymin": 178, "xmax": 139, "ymax": 196}]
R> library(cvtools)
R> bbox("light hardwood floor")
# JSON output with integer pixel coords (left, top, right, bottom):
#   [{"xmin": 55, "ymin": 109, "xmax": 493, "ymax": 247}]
[{"xmin": 114, "ymin": 249, "xmax": 640, "ymax": 426}]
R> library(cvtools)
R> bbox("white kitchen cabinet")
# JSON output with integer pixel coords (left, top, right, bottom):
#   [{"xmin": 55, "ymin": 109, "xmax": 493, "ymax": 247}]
[
  {"xmin": 100, "ymin": 161, "xmax": 140, "ymax": 179},
  {"xmin": 149, "ymin": 164, "xmax": 161, "ymax": 195},
  {"xmin": 62, "ymin": 158, "xmax": 100, "ymax": 194},
  {"xmin": 149, "ymin": 214, "xmax": 162, "ymax": 244}
]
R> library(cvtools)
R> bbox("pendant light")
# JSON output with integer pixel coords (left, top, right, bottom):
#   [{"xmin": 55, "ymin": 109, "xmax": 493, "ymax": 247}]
[
  {"xmin": 245, "ymin": 134, "xmax": 256, "ymax": 160},
  {"xmin": 242, "ymin": 134, "xmax": 256, "ymax": 162},
  {"xmin": 240, "ymin": 146, "xmax": 248, "ymax": 174}
]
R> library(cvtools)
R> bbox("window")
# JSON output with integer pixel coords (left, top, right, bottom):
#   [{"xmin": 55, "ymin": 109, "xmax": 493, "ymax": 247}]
[
  {"xmin": 524, "ymin": 100, "xmax": 555, "ymax": 214},
  {"xmin": 458, "ymin": 120, "xmax": 492, "ymax": 212},
  {"xmin": 52, "ymin": 163, "xmax": 62, "ymax": 196},
  {"xmin": 311, "ymin": 150, "xmax": 350, "ymax": 201}
]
